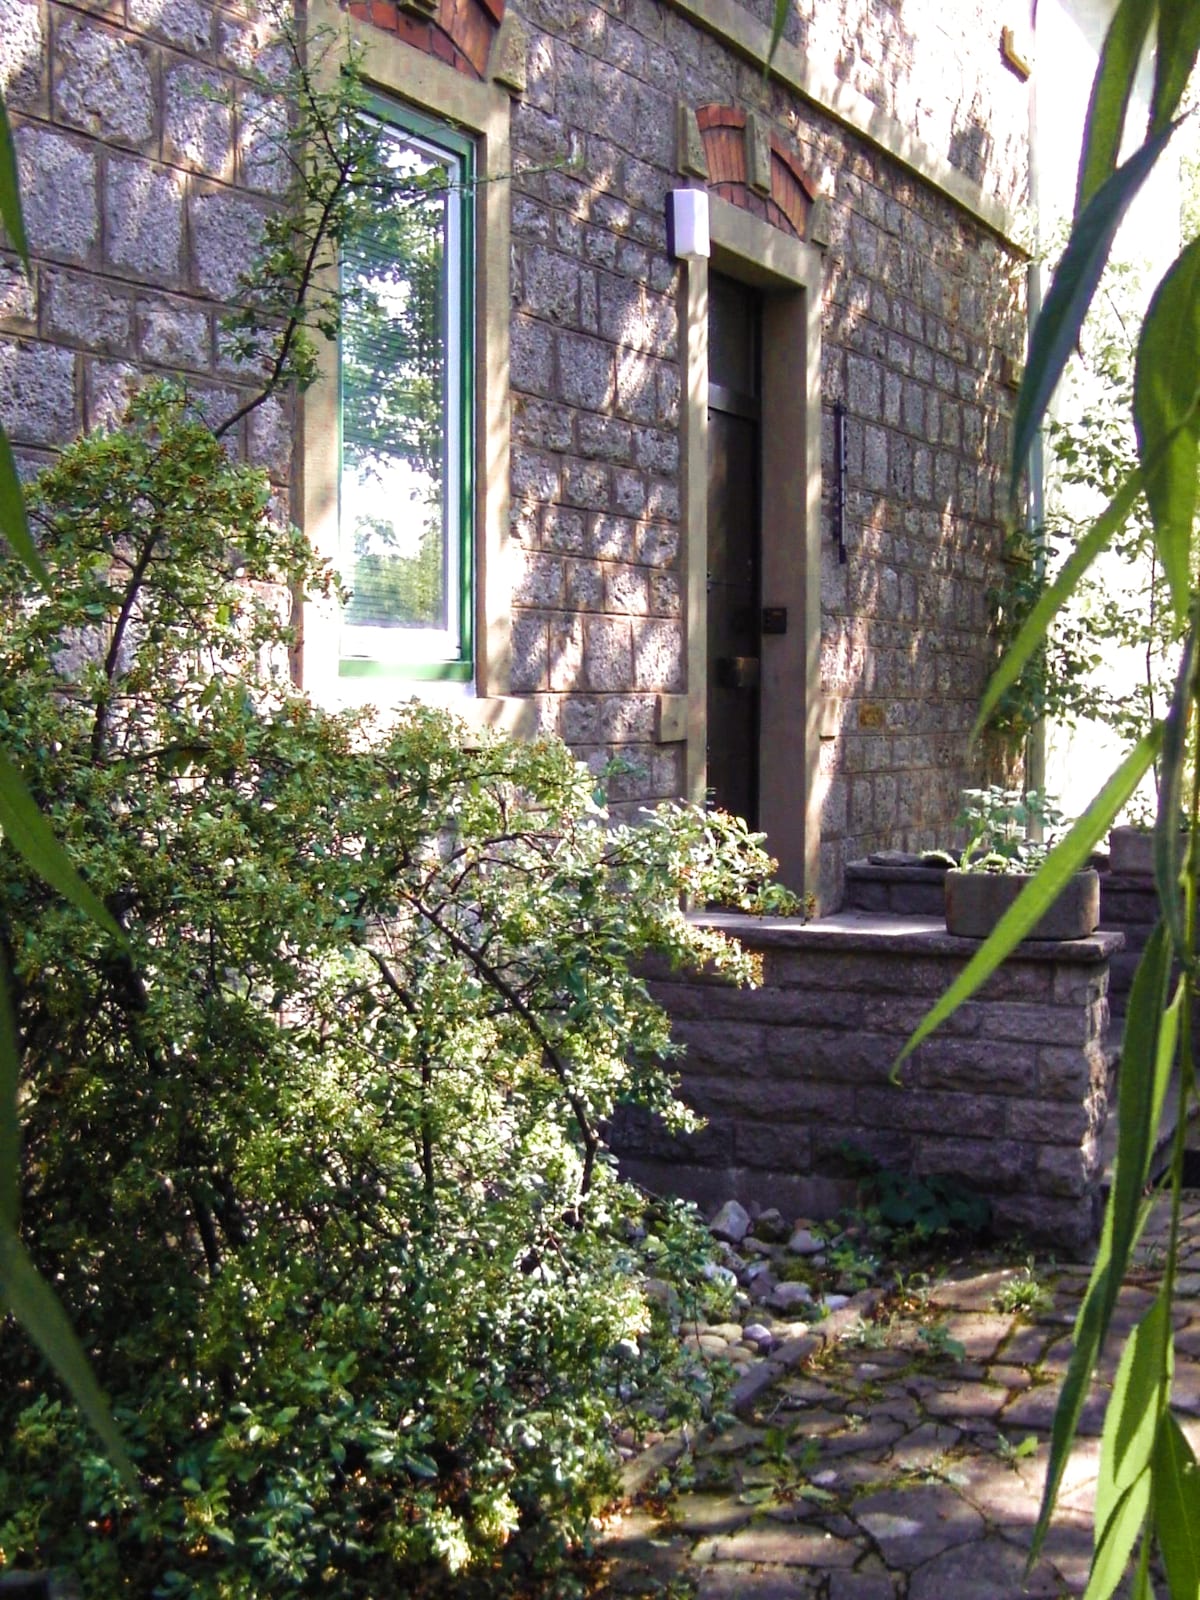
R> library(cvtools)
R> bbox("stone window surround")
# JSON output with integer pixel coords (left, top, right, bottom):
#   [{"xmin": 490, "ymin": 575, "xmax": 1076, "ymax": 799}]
[
  {"xmin": 680, "ymin": 195, "xmax": 825, "ymax": 899},
  {"xmin": 301, "ymin": 0, "xmax": 537, "ymax": 734}
]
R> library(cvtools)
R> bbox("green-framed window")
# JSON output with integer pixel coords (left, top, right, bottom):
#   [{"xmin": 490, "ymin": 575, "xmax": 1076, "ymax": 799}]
[{"xmin": 338, "ymin": 98, "xmax": 474, "ymax": 681}]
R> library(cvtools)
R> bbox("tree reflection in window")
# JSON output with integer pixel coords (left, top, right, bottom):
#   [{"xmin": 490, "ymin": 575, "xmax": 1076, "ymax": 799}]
[{"xmin": 339, "ymin": 109, "xmax": 469, "ymax": 661}]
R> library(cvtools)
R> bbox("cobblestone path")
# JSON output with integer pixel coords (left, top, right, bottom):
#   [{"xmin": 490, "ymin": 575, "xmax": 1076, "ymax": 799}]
[{"xmin": 599, "ymin": 1196, "xmax": 1200, "ymax": 1599}]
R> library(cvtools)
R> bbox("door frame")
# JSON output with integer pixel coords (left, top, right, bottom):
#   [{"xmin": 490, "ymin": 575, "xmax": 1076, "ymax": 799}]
[{"xmin": 682, "ymin": 195, "xmax": 825, "ymax": 901}]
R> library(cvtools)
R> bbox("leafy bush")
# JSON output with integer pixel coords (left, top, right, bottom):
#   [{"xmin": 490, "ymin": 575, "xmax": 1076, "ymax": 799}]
[
  {"xmin": 953, "ymin": 785, "xmax": 1067, "ymax": 873},
  {"xmin": 835, "ymin": 1146, "xmax": 991, "ymax": 1247},
  {"xmin": 0, "ymin": 386, "xmax": 777, "ymax": 1597}
]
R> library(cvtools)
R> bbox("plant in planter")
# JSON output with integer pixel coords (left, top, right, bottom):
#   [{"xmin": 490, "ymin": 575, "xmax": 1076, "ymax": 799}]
[
  {"xmin": 1106, "ymin": 791, "xmax": 1191, "ymax": 875},
  {"xmin": 942, "ymin": 787, "xmax": 1100, "ymax": 940}
]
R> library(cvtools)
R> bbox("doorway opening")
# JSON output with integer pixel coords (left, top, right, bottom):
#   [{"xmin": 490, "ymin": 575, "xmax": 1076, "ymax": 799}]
[
  {"xmin": 706, "ymin": 271, "xmax": 762, "ymax": 825},
  {"xmin": 681, "ymin": 195, "xmax": 824, "ymax": 899}
]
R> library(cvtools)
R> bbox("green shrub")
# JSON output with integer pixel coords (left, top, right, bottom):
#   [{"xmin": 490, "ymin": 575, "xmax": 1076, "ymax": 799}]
[{"xmin": 0, "ymin": 387, "xmax": 777, "ymax": 1597}]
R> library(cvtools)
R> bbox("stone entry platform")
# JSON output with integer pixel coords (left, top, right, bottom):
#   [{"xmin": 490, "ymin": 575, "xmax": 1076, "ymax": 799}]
[
  {"xmin": 619, "ymin": 912, "xmax": 1122, "ymax": 1253},
  {"xmin": 599, "ymin": 1194, "xmax": 1200, "ymax": 1599}
]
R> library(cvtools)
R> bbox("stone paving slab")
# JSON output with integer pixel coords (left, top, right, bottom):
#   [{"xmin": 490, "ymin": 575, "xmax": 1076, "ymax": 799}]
[{"xmin": 598, "ymin": 1194, "xmax": 1200, "ymax": 1599}]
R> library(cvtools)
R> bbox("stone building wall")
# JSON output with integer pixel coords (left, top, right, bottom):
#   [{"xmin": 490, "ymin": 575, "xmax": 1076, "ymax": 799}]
[
  {"xmin": 0, "ymin": 0, "xmax": 293, "ymax": 494},
  {"xmin": 0, "ymin": 0, "xmax": 1031, "ymax": 906},
  {"xmin": 503, "ymin": 0, "xmax": 1028, "ymax": 893}
]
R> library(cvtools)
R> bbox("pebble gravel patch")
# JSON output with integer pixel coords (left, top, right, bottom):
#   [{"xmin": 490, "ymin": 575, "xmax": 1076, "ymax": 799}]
[{"xmin": 597, "ymin": 1194, "xmax": 1200, "ymax": 1598}]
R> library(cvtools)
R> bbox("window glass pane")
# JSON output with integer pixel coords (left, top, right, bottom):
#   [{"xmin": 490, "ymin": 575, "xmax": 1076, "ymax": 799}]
[
  {"xmin": 708, "ymin": 272, "xmax": 759, "ymax": 400},
  {"xmin": 339, "ymin": 116, "xmax": 464, "ymax": 661}
]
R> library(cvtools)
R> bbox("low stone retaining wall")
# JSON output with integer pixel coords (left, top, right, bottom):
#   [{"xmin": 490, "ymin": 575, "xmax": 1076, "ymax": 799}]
[
  {"xmin": 844, "ymin": 852, "xmax": 1149, "ymax": 1021},
  {"xmin": 617, "ymin": 911, "xmax": 1122, "ymax": 1256},
  {"xmin": 1098, "ymin": 868, "xmax": 1156, "ymax": 1020}
]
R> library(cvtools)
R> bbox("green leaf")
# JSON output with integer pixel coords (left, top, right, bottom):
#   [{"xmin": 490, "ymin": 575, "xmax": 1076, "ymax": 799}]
[
  {"xmin": 0, "ymin": 100, "xmax": 28, "ymax": 270},
  {"xmin": 1130, "ymin": 1530, "xmax": 1155, "ymax": 1600},
  {"xmin": 1094, "ymin": 1292, "xmax": 1172, "ymax": 1543},
  {"xmin": 1031, "ymin": 931, "xmax": 1175, "ymax": 1566},
  {"xmin": 1084, "ymin": 1469, "xmax": 1152, "ymax": 1600},
  {"xmin": 1032, "ymin": 1253, "xmax": 1116, "ymax": 1567},
  {"xmin": 1076, "ymin": 0, "xmax": 1155, "ymax": 214},
  {"xmin": 975, "ymin": 465, "xmax": 1143, "ymax": 739},
  {"xmin": 896, "ymin": 730, "xmax": 1161, "ymax": 1067},
  {"xmin": 1110, "ymin": 932, "xmax": 1177, "ymax": 1315},
  {"xmin": 0, "ymin": 431, "xmax": 46, "ymax": 590},
  {"xmin": 0, "ymin": 947, "xmax": 16, "ymax": 1232},
  {"xmin": 1012, "ymin": 122, "xmax": 1177, "ymax": 504},
  {"xmin": 1134, "ymin": 238, "xmax": 1200, "ymax": 624},
  {"xmin": 1154, "ymin": 623, "xmax": 1195, "ymax": 945},
  {"xmin": 1152, "ymin": 0, "xmax": 1200, "ymax": 131},
  {"xmin": 766, "ymin": 0, "xmax": 789, "ymax": 65},
  {"xmin": 1154, "ymin": 1410, "xmax": 1200, "ymax": 1599},
  {"xmin": 0, "ymin": 1222, "xmax": 136, "ymax": 1484},
  {"xmin": 0, "ymin": 745, "xmax": 123, "ymax": 940}
]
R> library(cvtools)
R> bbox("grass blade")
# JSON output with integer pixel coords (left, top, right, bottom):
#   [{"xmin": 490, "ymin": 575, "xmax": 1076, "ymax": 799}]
[
  {"xmin": 975, "ymin": 466, "xmax": 1143, "ymax": 738},
  {"xmin": 0, "ymin": 100, "xmax": 28, "ymax": 270},
  {"xmin": 0, "ymin": 746, "xmax": 122, "ymax": 940},
  {"xmin": 1111, "ymin": 933, "xmax": 1178, "ymax": 1306},
  {"xmin": 1084, "ymin": 1470, "xmax": 1152, "ymax": 1600},
  {"xmin": 1032, "ymin": 1250, "xmax": 1116, "ymax": 1564},
  {"xmin": 1012, "ymin": 122, "xmax": 1176, "ymax": 504},
  {"xmin": 1154, "ymin": 1411, "xmax": 1200, "ymax": 1599},
  {"xmin": 0, "ymin": 432, "xmax": 45, "ymax": 590},
  {"xmin": 896, "ymin": 730, "xmax": 1160, "ymax": 1067},
  {"xmin": 0, "ymin": 1222, "xmax": 136, "ymax": 1484},
  {"xmin": 1134, "ymin": 238, "xmax": 1200, "ymax": 624},
  {"xmin": 1075, "ymin": 0, "xmax": 1155, "ymax": 215},
  {"xmin": 1130, "ymin": 1528, "xmax": 1156, "ymax": 1600},
  {"xmin": 0, "ymin": 948, "xmax": 16, "ymax": 1232},
  {"xmin": 1152, "ymin": 0, "xmax": 1200, "ymax": 131},
  {"xmin": 1032, "ymin": 932, "xmax": 1176, "ymax": 1564},
  {"xmin": 1154, "ymin": 621, "xmax": 1195, "ymax": 950},
  {"xmin": 1094, "ymin": 1291, "xmax": 1171, "ymax": 1544},
  {"xmin": 768, "ymin": 0, "xmax": 788, "ymax": 58}
]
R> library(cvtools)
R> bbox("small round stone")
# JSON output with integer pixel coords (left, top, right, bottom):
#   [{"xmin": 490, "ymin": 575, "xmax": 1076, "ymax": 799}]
[
  {"xmin": 702, "ymin": 1261, "xmax": 738, "ymax": 1290},
  {"xmin": 709, "ymin": 1199, "xmax": 752, "ymax": 1244},
  {"xmin": 769, "ymin": 1281, "xmax": 814, "ymax": 1311},
  {"xmin": 754, "ymin": 1207, "xmax": 789, "ymax": 1242}
]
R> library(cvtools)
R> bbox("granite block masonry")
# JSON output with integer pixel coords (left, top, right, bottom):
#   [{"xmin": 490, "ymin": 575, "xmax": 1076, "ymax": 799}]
[
  {"xmin": 3, "ymin": 0, "xmax": 1031, "ymax": 899},
  {"xmin": 617, "ymin": 911, "xmax": 1121, "ymax": 1256},
  {"xmin": 1, "ymin": 0, "xmax": 281, "ymax": 477}
]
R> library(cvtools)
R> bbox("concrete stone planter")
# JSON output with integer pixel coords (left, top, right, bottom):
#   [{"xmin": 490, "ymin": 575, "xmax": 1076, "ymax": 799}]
[
  {"xmin": 944, "ymin": 867, "xmax": 1100, "ymax": 941},
  {"xmin": 1107, "ymin": 825, "xmax": 1183, "ymax": 876}
]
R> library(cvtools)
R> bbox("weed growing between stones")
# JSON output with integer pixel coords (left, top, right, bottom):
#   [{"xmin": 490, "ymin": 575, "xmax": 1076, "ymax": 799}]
[{"xmin": 993, "ymin": 1259, "xmax": 1054, "ymax": 1319}]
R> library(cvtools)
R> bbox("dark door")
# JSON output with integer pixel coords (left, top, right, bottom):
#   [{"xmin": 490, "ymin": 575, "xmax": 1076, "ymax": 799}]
[{"xmin": 706, "ymin": 272, "xmax": 761, "ymax": 824}]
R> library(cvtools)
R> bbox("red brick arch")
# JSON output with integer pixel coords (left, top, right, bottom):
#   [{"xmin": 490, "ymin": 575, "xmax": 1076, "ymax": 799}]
[
  {"xmin": 348, "ymin": 0, "xmax": 504, "ymax": 80},
  {"xmin": 696, "ymin": 105, "xmax": 816, "ymax": 240}
]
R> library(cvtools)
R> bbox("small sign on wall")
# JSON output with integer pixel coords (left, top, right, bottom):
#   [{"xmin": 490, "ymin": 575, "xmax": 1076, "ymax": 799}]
[{"xmin": 1001, "ymin": 23, "xmax": 1033, "ymax": 81}]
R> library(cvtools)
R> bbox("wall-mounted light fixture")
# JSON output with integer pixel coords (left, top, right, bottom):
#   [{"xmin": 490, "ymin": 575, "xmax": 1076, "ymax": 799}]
[{"xmin": 666, "ymin": 188, "xmax": 710, "ymax": 260}]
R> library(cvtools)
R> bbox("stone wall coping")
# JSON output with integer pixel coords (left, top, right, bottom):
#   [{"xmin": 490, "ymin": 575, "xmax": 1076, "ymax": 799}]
[
  {"xmin": 693, "ymin": 908, "xmax": 1125, "ymax": 963},
  {"xmin": 846, "ymin": 857, "xmax": 1127, "ymax": 887},
  {"xmin": 1102, "ymin": 871, "xmax": 1160, "ymax": 893},
  {"xmin": 662, "ymin": 0, "xmax": 1025, "ymax": 251},
  {"xmin": 845, "ymin": 857, "xmax": 948, "ymax": 884}
]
